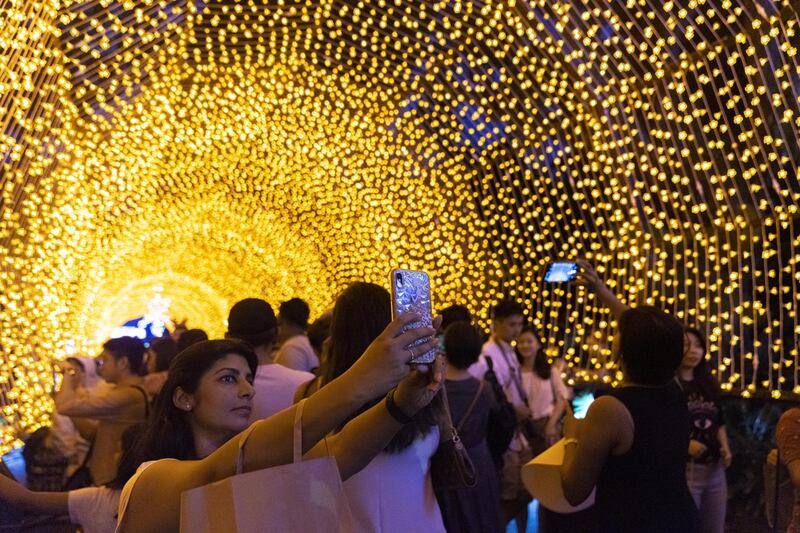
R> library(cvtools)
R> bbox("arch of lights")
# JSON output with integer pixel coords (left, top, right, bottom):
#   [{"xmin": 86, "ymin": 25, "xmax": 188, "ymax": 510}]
[{"xmin": 1, "ymin": 0, "xmax": 799, "ymax": 448}]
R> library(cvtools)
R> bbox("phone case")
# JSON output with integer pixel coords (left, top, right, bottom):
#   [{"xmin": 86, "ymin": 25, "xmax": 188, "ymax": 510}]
[{"xmin": 390, "ymin": 269, "xmax": 436, "ymax": 364}]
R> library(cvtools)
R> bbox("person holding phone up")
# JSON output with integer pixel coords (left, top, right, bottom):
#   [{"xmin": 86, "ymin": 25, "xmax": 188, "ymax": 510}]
[
  {"xmin": 578, "ymin": 259, "xmax": 729, "ymax": 533},
  {"xmin": 557, "ymin": 260, "xmax": 700, "ymax": 532}
]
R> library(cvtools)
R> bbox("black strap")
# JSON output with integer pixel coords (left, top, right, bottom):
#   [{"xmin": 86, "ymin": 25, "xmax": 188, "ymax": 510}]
[
  {"xmin": 302, "ymin": 376, "xmax": 320, "ymax": 399},
  {"xmin": 456, "ymin": 381, "xmax": 485, "ymax": 433},
  {"xmin": 130, "ymin": 385, "xmax": 150, "ymax": 418},
  {"xmin": 494, "ymin": 343, "xmax": 530, "ymax": 406}
]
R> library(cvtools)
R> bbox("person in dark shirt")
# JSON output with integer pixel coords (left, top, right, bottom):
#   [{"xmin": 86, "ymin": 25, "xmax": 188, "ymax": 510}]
[
  {"xmin": 558, "ymin": 306, "xmax": 700, "ymax": 533},
  {"xmin": 436, "ymin": 321, "xmax": 501, "ymax": 533},
  {"xmin": 677, "ymin": 327, "xmax": 731, "ymax": 533}
]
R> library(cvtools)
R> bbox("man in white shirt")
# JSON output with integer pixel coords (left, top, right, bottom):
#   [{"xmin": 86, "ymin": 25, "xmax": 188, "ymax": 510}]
[
  {"xmin": 225, "ymin": 298, "xmax": 313, "ymax": 421},
  {"xmin": 274, "ymin": 298, "xmax": 319, "ymax": 373},
  {"xmin": 467, "ymin": 299, "xmax": 530, "ymax": 530}
]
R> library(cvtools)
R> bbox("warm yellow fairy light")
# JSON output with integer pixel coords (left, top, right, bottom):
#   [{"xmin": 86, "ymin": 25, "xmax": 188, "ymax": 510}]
[{"xmin": 1, "ymin": 0, "xmax": 799, "ymax": 450}]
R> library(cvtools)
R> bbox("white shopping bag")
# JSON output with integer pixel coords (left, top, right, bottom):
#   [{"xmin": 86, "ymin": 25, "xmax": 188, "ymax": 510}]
[
  {"xmin": 181, "ymin": 399, "xmax": 355, "ymax": 532},
  {"xmin": 522, "ymin": 438, "xmax": 596, "ymax": 514}
]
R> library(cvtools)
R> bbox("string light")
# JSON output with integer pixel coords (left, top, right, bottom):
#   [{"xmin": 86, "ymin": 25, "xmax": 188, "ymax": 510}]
[{"xmin": 1, "ymin": 0, "xmax": 799, "ymax": 451}]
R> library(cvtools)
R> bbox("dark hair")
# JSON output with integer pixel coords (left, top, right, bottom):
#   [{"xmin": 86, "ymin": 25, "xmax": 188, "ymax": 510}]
[
  {"xmin": 106, "ymin": 422, "xmax": 147, "ymax": 490},
  {"xmin": 322, "ymin": 282, "xmax": 440, "ymax": 453},
  {"xmin": 444, "ymin": 322, "xmax": 482, "ymax": 370},
  {"xmin": 516, "ymin": 326, "xmax": 550, "ymax": 379},
  {"xmin": 226, "ymin": 298, "xmax": 277, "ymax": 349},
  {"xmin": 323, "ymin": 283, "xmax": 392, "ymax": 386},
  {"xmin": 440, "ymin": 304, "xmax": 472, "ymax": 331},
  {"xmin": 618, "ymin": 307, "xmax": 684, "ymax": 386},
  {"xmin": 279, "ymin": 298, "xmax": 311, "ymax": 329},
  {"xmin": 135, "ymin": 340, "xmax": 258, "ymax": 463},
  {"xmin": 149, "ymin": 337, "xmax": 178, "ymax": 373},
  {"xmin": 684, "ymin": 327, "xmax": 719, "ymax": 395},
  {"xmin": 103, "ymin": 337, "xmax": 146, "ymax": 375},
  {"xmin": 492, "ymin": 299, "xmax": 524, "ymax": 320},
  {"xmin": 176, "ymin": 328, "xmax": 209, "ymax": 353},
  {"xmin": 307, "ymin": 313, "xmax": 332, "ymax": 355}
]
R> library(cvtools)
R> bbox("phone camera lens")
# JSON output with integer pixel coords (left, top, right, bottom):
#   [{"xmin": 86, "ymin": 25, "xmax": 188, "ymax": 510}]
[{"xmin": 396, "ymin": 273, "xmax": 403, "ymax": 287}]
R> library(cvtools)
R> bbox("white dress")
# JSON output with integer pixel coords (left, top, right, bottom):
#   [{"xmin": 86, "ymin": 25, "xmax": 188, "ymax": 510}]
[{"xmin": 342, "ymin": 428, "xmax": 446, "ymax": 533}]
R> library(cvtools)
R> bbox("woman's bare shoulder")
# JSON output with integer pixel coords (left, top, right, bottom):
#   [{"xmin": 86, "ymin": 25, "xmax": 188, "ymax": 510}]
[
  {"xmin": 121, "ymin": 459, "xmax": 210, "ymax": 533},
  {"xmin": 584, "ymin": 395, "xmax": 634, "ymax": 454}
]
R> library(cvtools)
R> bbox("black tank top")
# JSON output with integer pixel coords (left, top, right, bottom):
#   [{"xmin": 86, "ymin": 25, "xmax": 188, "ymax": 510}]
[{"xmin": 594, "ymin": 382, "xmax": 700, "ymax": 533}]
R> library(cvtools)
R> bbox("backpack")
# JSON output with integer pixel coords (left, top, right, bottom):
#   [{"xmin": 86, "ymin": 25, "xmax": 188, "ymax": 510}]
[{"xmin": 484, "ymin": 357, "xmax": 517, "ymax": 468}]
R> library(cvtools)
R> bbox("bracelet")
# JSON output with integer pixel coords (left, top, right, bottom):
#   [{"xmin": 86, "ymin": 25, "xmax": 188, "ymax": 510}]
[
  {"xmin": 385, "ymin": 388, "xmax": 413, "ymax": 424},
  {"xmin": 563, "ymin": 438, "xmax": 579, "ymax": 447}
]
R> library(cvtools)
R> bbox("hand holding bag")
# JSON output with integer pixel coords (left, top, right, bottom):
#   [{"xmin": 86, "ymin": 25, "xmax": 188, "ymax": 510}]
[
  {"xmin": 180, "ymin": 399, "xmax": 355, "ymax": 533},
  {"xmin": 430, "ymin": 382, "xmax": 481, "ymax": 491}
]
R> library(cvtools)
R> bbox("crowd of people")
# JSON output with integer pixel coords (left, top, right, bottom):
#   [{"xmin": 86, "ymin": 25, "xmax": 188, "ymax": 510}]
[{"xmin": 0, "ymin": 260, "xmax": 777, "ymax": 533}]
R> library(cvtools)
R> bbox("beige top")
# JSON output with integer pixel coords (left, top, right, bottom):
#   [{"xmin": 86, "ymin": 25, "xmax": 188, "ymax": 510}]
[{"xmin": 56, "ymin": 383, "xmax": 149, "ymax": 484}]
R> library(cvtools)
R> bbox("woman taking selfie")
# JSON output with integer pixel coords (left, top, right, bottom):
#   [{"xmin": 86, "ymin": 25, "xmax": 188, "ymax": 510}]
[
  {"xmin": 300, "ymin": 282, "xmax": 445, "ymax": 532},
  {"xmin": 116, "ymin": 312, "xmax": 442, "ymax": 532}
]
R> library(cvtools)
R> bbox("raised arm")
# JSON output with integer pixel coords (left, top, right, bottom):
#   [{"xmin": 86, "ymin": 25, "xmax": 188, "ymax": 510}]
[
  {"xmin": 55, "ymin": 383, "xmax": 138, "ymax": 420},
  {"xmin": 120, "ymin": 313, "xmax": 440, "ymax": 533},
  {"xmin": 310, "ymin": 355, "xmax": 445, "ymax": 479},
  {"xmin": 0, "ymin": 475, "xmax": 69, "ymax": 516},
  {"xmin": 228, "ymin": 314, "xmax": 439, "ymax": 476},
  {"xmin": 575, "ymin": 259, "xmax": 630, "ymax": 320}
]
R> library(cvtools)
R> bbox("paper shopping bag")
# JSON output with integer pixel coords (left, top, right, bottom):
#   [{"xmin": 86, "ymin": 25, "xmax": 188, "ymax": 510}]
[
  {"xmin": 521, "ymin": 438, "xmax": 595, "ymax": 514},
  {"xmin": 180, "ymin": 400, "xmax": 355, "ymax": 532}
]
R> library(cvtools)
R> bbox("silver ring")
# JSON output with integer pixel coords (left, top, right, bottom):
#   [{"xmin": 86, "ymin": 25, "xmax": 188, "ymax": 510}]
[{"xmin": 407, "ymin": 348, "xmax": 414, "ymax": 361}]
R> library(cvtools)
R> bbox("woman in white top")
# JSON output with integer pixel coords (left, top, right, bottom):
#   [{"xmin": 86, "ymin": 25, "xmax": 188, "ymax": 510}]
[
  {"xmin": 516, "ymin": 326, "xmax": 567, "ymax": 447},
  {"xmin": 116, "ymin": 312, "xmax": 442, "ymax": 533},
  {"xmin": 306, "ymin": 282, "xmax": 446, "ymax": 533},
  {"xmin": 0, "ymin": 422, "xmax": 143, "ymax": 533}
]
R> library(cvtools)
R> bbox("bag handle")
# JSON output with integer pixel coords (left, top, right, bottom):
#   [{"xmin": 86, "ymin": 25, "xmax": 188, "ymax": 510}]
[
  {"xmin": 438, "ymin": 382, "xmax": 456, "ymax": 441},
  {"xmin": 293, "ymin": 398, "xmax": 306, "ymax": 463},
  {"xmin": 456, "ymin": 381, "xmax": 485, "ymax": 433},
  {"xmin": 235, "ymin": 399, "xmax": 307, "ymax": 475},
  {"xmin": 496, "ymin": 344, "xmax": 529, "ymax": 406},
  {"xmin": 130, "ymin": 385, "xmax": 150, "ymax": 418}
]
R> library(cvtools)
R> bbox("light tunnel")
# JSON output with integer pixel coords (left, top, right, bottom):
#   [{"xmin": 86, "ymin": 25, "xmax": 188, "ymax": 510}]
[{"xmin": 1, "ymin": 0, "xmax": 799, "ymax": 448}]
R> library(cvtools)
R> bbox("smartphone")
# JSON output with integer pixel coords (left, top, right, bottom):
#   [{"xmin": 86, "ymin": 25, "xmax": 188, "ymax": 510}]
[
  {"xmin": 544, "ymin": 261, "xmax": 579, "ymax": 283},
  {"xmin": 390, "ymin": 269, "xmax": 436, "ymax": 364},
  {"xmin": 571, "ymin": 391, "xmax": 595, "ymax": 420},
  {"xmin": 1, "ymin": 446, "xmax": 26, "ymax": 485}
]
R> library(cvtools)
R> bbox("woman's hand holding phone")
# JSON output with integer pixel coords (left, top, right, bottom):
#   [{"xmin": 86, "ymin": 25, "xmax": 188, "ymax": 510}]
[
  {"xmin": 348, "ymin": 312, "xmax": 439, "ymax": 403},
  {"xmin": 394, "ymin": 353, "xmax": 446, "ymax": 419}
]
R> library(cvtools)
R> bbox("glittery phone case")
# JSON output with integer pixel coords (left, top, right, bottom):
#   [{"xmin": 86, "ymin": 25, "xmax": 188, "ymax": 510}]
[{"xmin": 390, "ymin": 269, "xmax": 436, "ymax": 364}]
